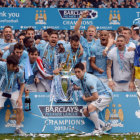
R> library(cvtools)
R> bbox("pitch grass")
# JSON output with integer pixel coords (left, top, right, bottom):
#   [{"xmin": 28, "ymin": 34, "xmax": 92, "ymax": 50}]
[{"xmin": 0, "ymin": 134, "xmax": 138, "ymax": 140}]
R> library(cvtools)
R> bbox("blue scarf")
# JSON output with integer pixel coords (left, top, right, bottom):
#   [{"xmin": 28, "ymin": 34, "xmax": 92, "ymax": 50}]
[{"xmin": 117, "ymin": 47, "xmax": 126, "ymax": 70}]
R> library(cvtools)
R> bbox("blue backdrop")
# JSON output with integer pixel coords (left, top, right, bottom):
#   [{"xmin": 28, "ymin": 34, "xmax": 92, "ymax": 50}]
[
  {"xmin": 0, "ymin": 92, "xmax": 140, "ymax": 134},
  {"xmin": 0, "ymin": 8, "xmax": 139, "ymax": 30}
]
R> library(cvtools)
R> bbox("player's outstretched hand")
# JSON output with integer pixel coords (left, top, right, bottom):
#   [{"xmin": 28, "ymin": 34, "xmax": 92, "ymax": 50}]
[{"xmin": 80, "ymin": 11, "xmax": 89, "ymax": 18}]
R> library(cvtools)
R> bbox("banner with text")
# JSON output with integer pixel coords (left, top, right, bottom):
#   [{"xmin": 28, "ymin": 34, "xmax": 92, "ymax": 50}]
[
  {"xmin": 0, "ymin": 92, "xmax": 140, "ymax": 134},
  {"xmin": 0, "ymin": 8, "xmax": 139, "ymax": 30}
]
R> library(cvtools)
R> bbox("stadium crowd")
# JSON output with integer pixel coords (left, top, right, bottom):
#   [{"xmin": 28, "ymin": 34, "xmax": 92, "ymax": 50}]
[{"xmin": 0, "ymin": 0, "xmax": 139, "ymax": 8}]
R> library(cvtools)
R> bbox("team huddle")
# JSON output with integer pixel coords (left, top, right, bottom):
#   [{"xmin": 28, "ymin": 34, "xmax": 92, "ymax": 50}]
[{"xmin": 0, "ymin": 11, "xmax": 139, "ymax": 136}]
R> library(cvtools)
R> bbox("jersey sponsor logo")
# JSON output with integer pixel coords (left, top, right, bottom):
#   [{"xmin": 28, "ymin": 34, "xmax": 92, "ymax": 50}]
[{"xmin": 96, "ymin": 55, "xmax": 105, "ymax": 59}]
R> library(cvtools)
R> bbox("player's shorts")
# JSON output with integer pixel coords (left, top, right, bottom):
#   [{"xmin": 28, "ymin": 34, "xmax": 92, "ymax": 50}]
[
  {"xmin": 0, "ymin": 90, "xmax": 21, "ymax": 109},
  {"xmin": 89, "ymin": 94, "xmax": 112, "ymax": 111}
]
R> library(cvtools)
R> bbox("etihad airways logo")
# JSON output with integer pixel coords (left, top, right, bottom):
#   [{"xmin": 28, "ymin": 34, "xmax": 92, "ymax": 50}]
[
  {"xmin": 39, "ymin": 105, "xmax": 84, "ymax": 117},
  {"xmin": 58, "ymin": 9, "xmax": 98, "ymax": 19}
]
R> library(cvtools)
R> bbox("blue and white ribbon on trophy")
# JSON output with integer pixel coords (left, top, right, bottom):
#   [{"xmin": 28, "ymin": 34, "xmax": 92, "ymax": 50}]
[
  {"xmin": 49, "ymin": 51, "xmax": 67, "ymax": 104},
  {"xmin": 24, "ymin": 56, "xmax": 33, "ymax": 81}
]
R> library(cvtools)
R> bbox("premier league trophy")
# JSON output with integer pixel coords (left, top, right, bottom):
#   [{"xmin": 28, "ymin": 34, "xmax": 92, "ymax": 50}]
[
  {"xmin": 60, "ymin": 60, "xmax": 74, "ymax": 102},
  {"xmin": 60, "ymin": 54, "xmax": 83, "ymax": 103},
  {"xmin": 49, "ymin": 52, "xmax": 75, "ymax": 103}
]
